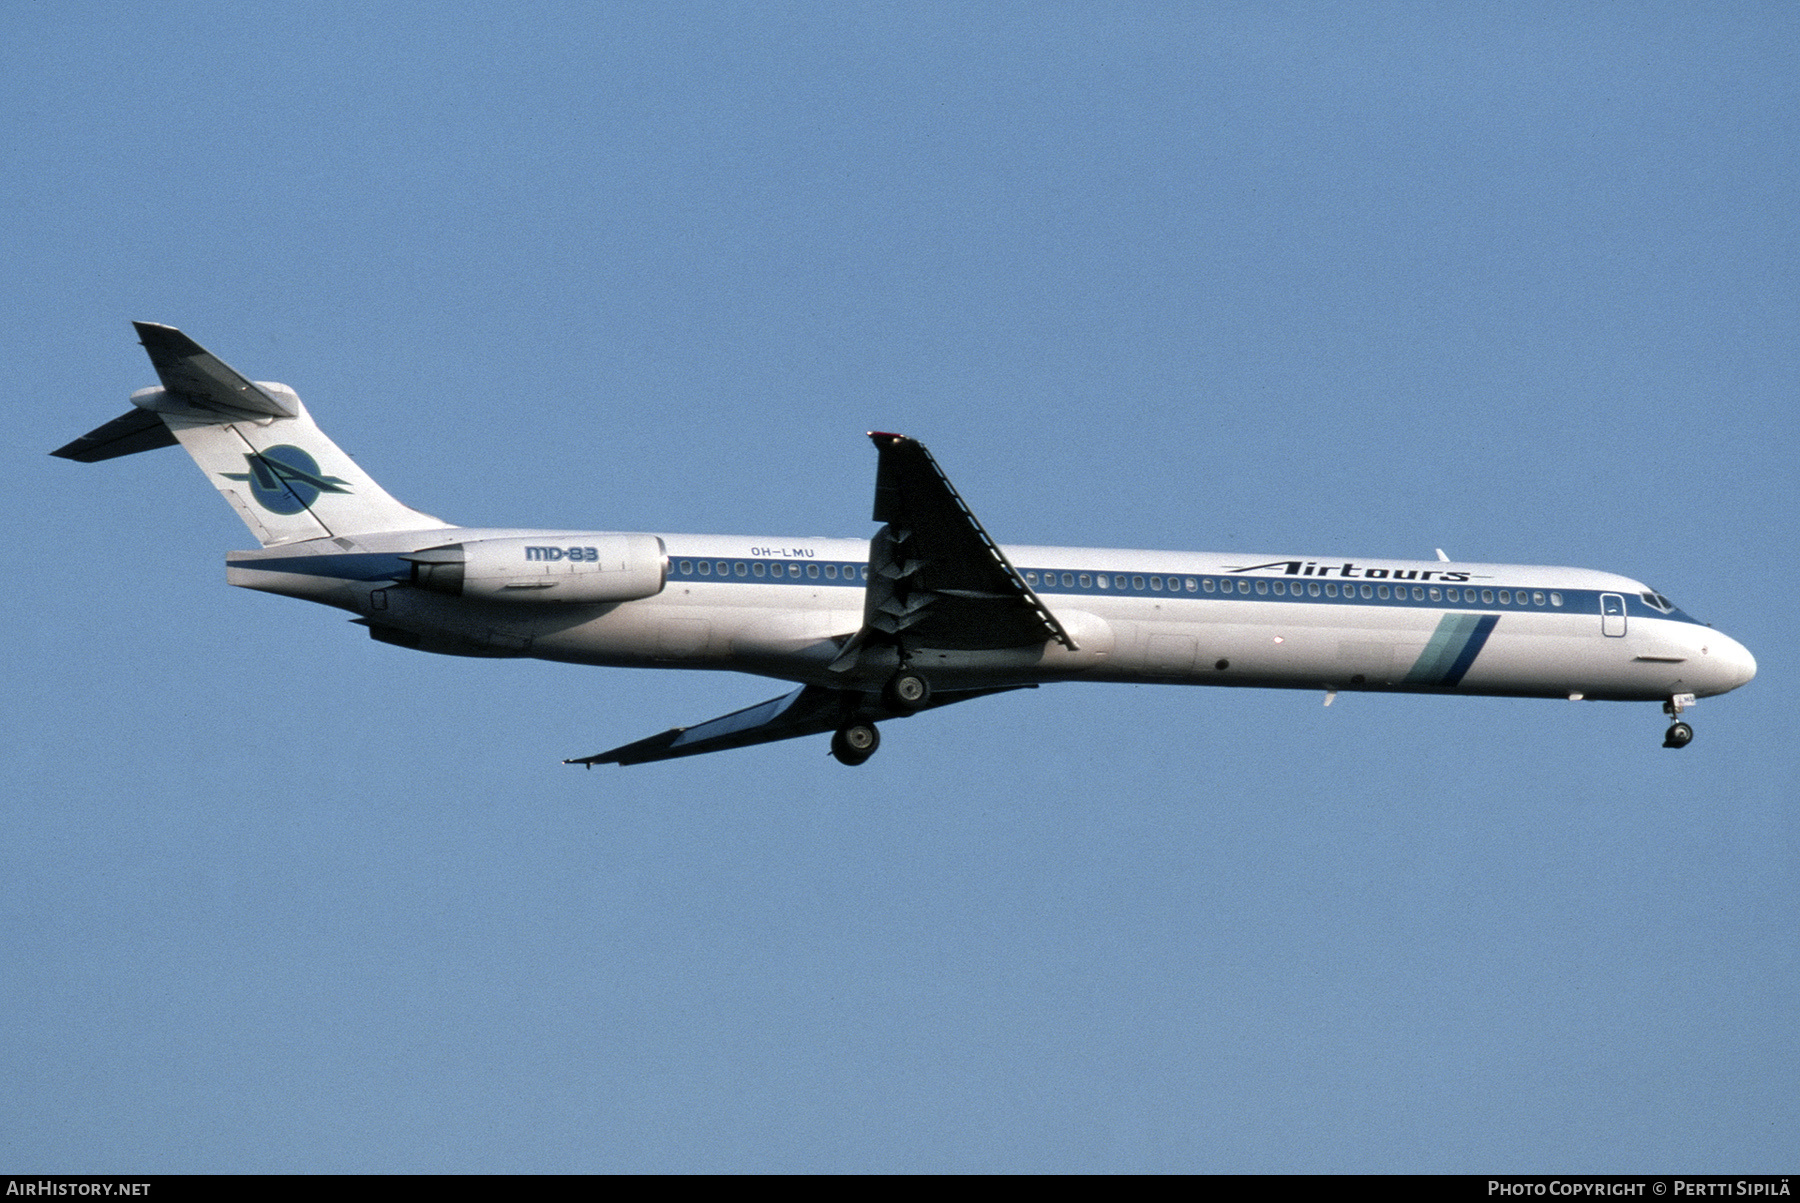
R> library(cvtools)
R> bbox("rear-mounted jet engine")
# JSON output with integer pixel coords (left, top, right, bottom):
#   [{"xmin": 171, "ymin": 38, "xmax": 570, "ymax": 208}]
[{"xmin": 406, "ymin": 534, "xmax": 665, "ymax": 603}]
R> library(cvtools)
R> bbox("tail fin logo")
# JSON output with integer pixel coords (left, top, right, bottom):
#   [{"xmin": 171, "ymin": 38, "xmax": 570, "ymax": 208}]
[{"xmin": 221, "ymin": 445, "xmax": 352, "ymax": 515}]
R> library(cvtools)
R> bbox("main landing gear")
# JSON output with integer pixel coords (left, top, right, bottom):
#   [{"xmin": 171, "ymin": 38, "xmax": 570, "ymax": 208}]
[
  {"xmin": 1662, "ymin": 693, "xmax": 1697, "ymax": 749},
  {"xmin": 883, "ymin": 669, "xmax": 931, "ymax": 712},
  {"xmin": 830, "ymin": 670, "xmax": 931, "ymax": 766},
  {"xmin": 831, "ymin": 723, "xmax": 880, "ymax": 766}
]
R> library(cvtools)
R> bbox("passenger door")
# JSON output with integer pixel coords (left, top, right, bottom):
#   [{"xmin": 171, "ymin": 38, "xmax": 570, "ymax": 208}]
[{"xmin": 1600, "ymin": 593, "xmax": 1627, "ymax": 637}]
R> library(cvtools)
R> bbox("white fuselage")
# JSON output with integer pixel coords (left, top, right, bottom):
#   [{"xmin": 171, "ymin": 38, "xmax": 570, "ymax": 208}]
[{"xmin": 225, "ymin": 528, "xmax": 1758, "ymax": 705}]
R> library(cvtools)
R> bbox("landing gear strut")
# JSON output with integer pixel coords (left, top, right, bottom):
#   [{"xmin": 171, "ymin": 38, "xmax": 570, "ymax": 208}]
[
  {"xmin": 1662, "ymin": 693, "xmax": 1696, "ymax": 749},
  {"xmin": 831, "ymin": 722, "xmax": 880, "ymax": 766}
]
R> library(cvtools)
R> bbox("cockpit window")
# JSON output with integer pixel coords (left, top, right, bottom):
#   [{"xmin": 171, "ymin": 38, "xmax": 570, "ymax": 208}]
[{"xmin": 1641, "ymin": 591, "xmax": 1675, "ymax": 613}]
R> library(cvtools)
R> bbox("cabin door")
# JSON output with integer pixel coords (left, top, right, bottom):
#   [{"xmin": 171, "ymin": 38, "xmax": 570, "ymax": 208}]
[{"xmin": 1600, "ymin": 593, "xmax": 1627, "ymax": 637}]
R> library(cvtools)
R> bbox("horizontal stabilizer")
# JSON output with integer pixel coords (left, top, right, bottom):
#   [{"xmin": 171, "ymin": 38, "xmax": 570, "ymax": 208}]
[
  {"xmin": 51, "ymin": 407, "xmax": 178, "ymax": 462},
  {"xmin": 132, "ymin": 321, "xmax": 296, "ymax": 419}
]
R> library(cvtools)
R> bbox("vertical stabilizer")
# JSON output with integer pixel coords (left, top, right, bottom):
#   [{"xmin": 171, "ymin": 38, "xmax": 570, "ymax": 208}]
[{"xmin": 55, "ymin": 324, "xmax": 454, "ymax": 547}]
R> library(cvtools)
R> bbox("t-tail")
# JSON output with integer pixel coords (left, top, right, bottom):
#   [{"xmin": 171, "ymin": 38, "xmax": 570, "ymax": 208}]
[{"xmin": 52, "ymin": 323, "xmax": 452, "ymax": 546}]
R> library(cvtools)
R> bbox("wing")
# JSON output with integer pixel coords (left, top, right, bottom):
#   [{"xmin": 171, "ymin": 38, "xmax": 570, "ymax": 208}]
[
  {"xmin": 566, "ymin": 685, "xmax": 842, "ymax": 766},
  {"xmin": 565, "ymin": 682, "xmax": 1032, "ymax": 766},
  {"xmin": 567, "ymin": 433, "xmax": 1058, "ymax": 767},
  {"xmin": 853, "ymin": 432, "xmax": 1074, "ymax": 655}
]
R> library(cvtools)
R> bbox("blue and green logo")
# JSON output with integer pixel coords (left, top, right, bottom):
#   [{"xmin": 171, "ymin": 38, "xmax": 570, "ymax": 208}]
[{"xmin": 222, "ymin": 445, "xmax": 351, "ymax": 515}]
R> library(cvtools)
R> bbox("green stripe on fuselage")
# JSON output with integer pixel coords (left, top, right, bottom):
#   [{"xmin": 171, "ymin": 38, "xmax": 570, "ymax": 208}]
[{"xmin": 1406, "ymin": 613, "xmax": 1485, "ymax": 685}]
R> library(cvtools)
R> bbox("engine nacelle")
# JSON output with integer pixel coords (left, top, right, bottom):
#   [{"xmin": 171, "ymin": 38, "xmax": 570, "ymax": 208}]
[{"xmin": 405, "ymin": 534, "xmax": 665, "ymax": 603}]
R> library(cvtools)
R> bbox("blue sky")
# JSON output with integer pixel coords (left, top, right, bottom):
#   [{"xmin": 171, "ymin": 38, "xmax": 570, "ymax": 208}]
[{"xmin": 4, "ymin": 1, "xmax": 1795, "ymax": 1172}]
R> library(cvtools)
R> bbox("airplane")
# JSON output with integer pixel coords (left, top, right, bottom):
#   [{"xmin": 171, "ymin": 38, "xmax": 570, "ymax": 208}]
[{"xmin": 55, "ymin": 323, "xmax": 1756, "ymax": 766}]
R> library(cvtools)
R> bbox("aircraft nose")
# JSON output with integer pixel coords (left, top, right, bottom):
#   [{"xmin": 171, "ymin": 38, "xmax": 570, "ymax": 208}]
[{"xmin": 1700, "ymin": 632, "xmax": 1757, "ymax": 695}]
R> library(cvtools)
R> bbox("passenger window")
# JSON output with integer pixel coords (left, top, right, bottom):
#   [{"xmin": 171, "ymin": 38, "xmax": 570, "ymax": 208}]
[
  {"xmin": 1308, "ymin": 582, "xmax": 1321, "ymax": 597},
  {"xmin": 698, "ymin": 561, "xmax": 711, "ymax": 576},
  {"xmin": 1236, "ymin": 580, "xmax": 1249, "ymax": 594},
  {"xmin": 1377, "ymin": 585, "xmax": 1389, "ymax": 599},
  {"xmin": 1550, "ymin": 592, "xmax": 1562, "ymax": 606},
  {"xmin": 1255, "ymin": 580, "xmax": 1268, "ymax": 595},
  {"xmin": 1202, "ymin": 578, "xmax": 1215, "ymax": 592},
  {"xmin": 1325, "ymin": 583, "xmax": 1337, "ymax": 597},
  {"xmin": 752, "ymin": 562, "xmax": 766, "ymax": 577},
  {"xmin": 1272, "ymin": 581, "xmax": 1285, "ymax": 595},
  {"xmin": 1428, "ymin": 586, "xmax": 1440, "ymax": 600},
  {"xmin": 1358, "ymin": 584, "xmax": 1371, "ymax": 598},
  {"xmin": 807, "ymin": 563, "xmax": 819, "ymax": 578},
  {"xmin": 1533, "ymin": 591, "xmax": 1545, "ymax": 605},
  {"xmin": 1480, "ymin": 589, "xmax": 1494, "ymax": 603},
  {"xmin": 1080, "ymin": 574, "xmax": 1093, "ymax": 588},
  {"xmin": 1185, "ymin": 578, "xmax": 1198, "ymax": 592},
  {"xmin": 734, "ymin": 562, "xmax": 747, "ymax": 576},
  {"xmin": 1498, "ymin": 590, "xmax": 1510, "ymax": 604},
  {"xmin": 1132, "ymin": 575, "xmax": 1145, "ymax": 590}
]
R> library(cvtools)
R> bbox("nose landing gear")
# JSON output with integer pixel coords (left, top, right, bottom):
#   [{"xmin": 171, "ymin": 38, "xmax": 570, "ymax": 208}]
[{"xmin": 1662, "ymin": 693, "xmax": 1697, "ymax": 749}]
